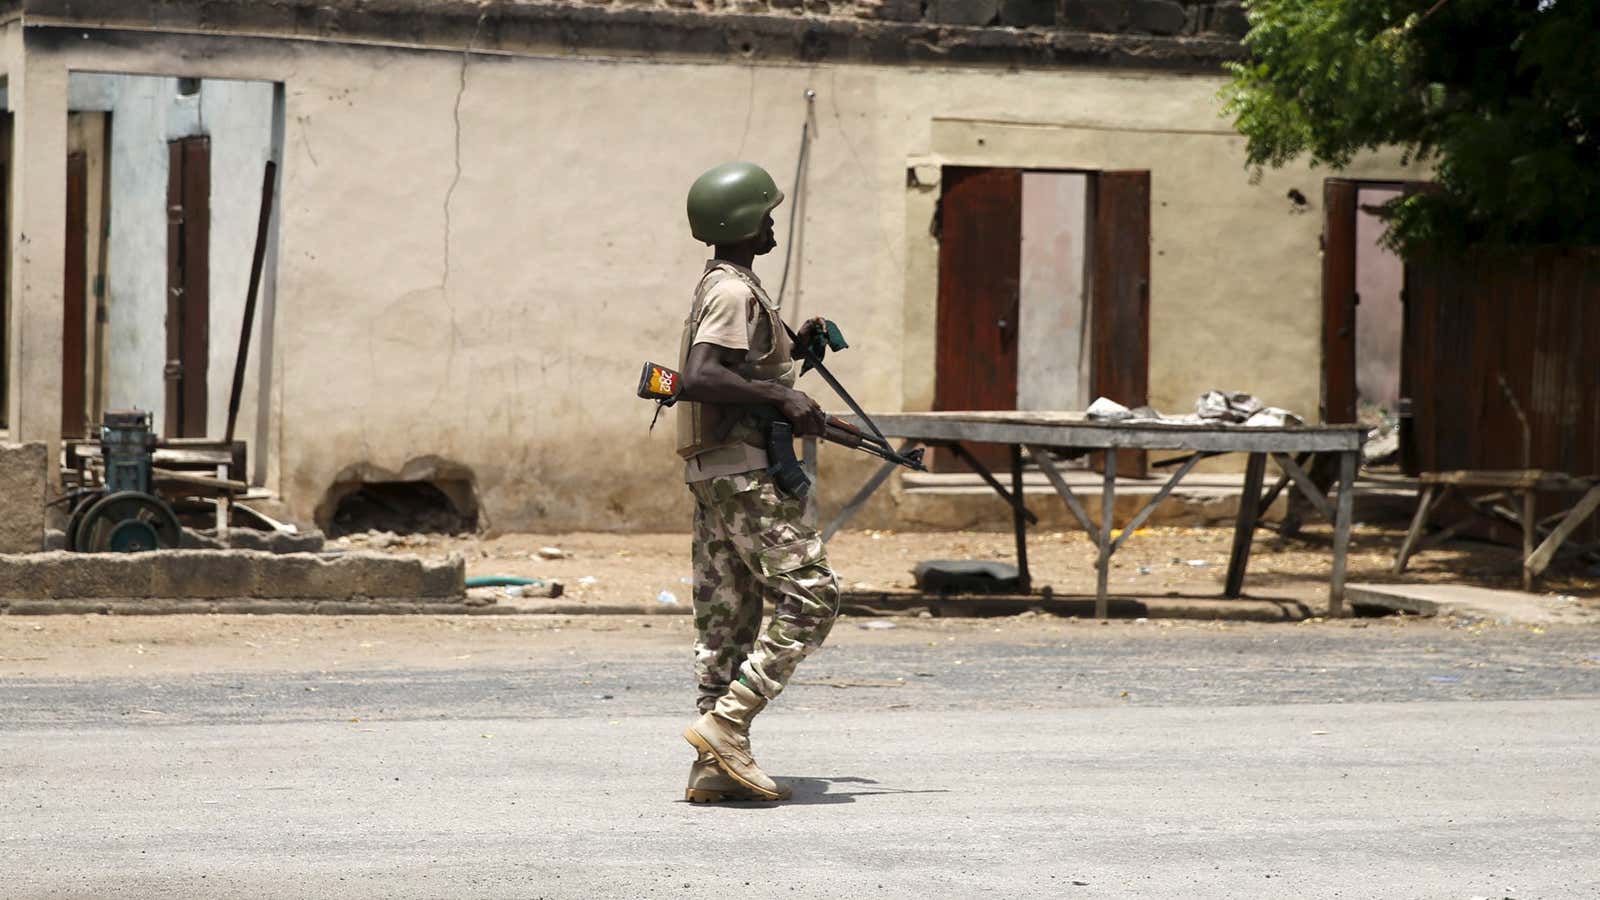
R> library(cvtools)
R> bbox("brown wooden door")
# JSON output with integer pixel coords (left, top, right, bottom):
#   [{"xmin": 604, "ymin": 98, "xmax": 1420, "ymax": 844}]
[
  {"xmin": 932, "ymin": 167, "xmax": 1023, "ymax": 471},
  {"xmin": 62, "ymin": 151, "xmax": 89, "ymax": 439},
  {"xmin": 166, "ymin": 136, "xmax": 211, "ymax": 438},
  {"xmin": 1321, "ymin": 178, "xmax": 1359, "ymax": 425},
  {"xmin": 0, "ymin": 150, "xmax": 8, "ymax": 429},
  {"xmin": 1090, "ymin": 169, "xmax": 1151, "ymax": 478}
]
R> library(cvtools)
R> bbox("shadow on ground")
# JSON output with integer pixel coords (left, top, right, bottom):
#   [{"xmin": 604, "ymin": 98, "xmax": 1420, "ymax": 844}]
[{"xmin": 680, "ymin": 775, "xmax": 952, "ymax": 807}]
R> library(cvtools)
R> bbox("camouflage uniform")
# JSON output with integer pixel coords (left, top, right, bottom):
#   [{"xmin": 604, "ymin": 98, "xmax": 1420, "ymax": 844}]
[{"xmin": 690, "ymin": 469, "xmax": 840, "ymax": 712}]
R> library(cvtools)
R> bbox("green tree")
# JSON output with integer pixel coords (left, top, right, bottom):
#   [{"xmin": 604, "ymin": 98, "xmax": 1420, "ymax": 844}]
[{"xmin": 1222, "ymin": 0, "xmax": 1600, "ymax": 254}]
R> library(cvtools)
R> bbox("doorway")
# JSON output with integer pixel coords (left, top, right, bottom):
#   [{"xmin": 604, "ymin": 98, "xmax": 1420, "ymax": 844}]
[
  {"xmin": 932, "ymin": 166, "xmax": 1149, "ymax": 474},
  {"xmin": 1322, "ymin": 178, "xmax": 1410, "ymax": 464},
  {"xmin": 66, "ymin": 71, "xmax": 280, "ymax": 462},
  {"xmin": 62, "ymin": 112, "xmax": 110, "ymax": 439}
]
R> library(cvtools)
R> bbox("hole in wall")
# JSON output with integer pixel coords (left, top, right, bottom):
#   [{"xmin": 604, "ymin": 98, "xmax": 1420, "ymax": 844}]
[{"xmin": 316, "ymin": 457, "xmax": 481, "ymax": 537}]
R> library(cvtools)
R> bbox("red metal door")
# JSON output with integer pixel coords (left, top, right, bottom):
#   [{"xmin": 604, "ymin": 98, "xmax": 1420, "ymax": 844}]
[
  {"xmin": 933, "ymin": 166, "xmax": 1023, "ymax": 471},
  {"xmin": 1090, "ymin": 170, "xmax": 1151, "ymax": 478},
  {"xmin": 1321, "ymin": 178, "xmax": 1359, "ymax": 425},
  {"xmin": 62, "ymin": 151, "xmax": 89, "ymax": 439},
  {"xmin": 166, "ymin": 136, "xmax": 211, "ymax": 438}
]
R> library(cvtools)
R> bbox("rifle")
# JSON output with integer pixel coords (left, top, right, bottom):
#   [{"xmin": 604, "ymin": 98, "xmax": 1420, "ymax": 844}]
[{"xmin": 637, "ymin": 353, "xmax": 926, "ymax": 499}]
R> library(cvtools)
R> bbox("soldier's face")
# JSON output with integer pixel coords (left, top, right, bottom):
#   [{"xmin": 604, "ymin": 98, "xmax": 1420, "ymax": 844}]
[{"xmin": 754, "ymin": 214, "xmax": 777, "ymax": 255}]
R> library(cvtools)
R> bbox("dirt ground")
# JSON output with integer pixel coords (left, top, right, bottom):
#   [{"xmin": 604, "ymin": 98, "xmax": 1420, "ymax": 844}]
[
  {"xmin": 0, "ymin": 606, "xmax": 1527, "ymax": 680},
  {"xmin": 4, "ymin": 525, "xmax": 1595, "ymax": 680},
  {"xmin": 337, "ymin": 523, "xmax": 1600, "ymax": 610}
]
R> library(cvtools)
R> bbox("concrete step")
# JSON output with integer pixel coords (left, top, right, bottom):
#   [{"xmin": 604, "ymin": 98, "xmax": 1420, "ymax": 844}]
[{"xmin": 1346, "ymin": 582, "xmax": 1596, "ymax": 625}]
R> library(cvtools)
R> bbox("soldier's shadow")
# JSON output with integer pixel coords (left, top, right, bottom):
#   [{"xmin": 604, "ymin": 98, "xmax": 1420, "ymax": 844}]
[{"xmin": 688, "ymin": 776, "xmax": 949, "ymax": 808}]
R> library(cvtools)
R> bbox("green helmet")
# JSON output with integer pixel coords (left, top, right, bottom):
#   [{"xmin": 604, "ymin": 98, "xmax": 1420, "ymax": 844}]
[{"xmin": 686, "ymin": 162, "xmax": 784, "ymax": 245}]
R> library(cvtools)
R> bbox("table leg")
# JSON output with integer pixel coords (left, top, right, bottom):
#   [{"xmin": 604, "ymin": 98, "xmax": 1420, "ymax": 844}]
[
  {"xmin": 1224, "ymin": 453, "xmax": 1268, "ymax": 598},
  {"xmin": 1328, "ymin": 450, "xmax": 1357, "ymax": 617},
  {"xmin": 1393, "ymin": 484, "xmax": 1437, "ymax": 574},
  {"xmin": 801, "ymin": 435, "xmax": 819, "ymax": 530},
  {"xmin": 1096, "ymin": 450, "xmax": 1116, "ymax": 620},
  {"xmin": 1522, "ymin": 488, "xmax": 1537, "ymax": 591},
  {"xmin": 1526, "ymin": 484, "xmax": 1600, "ymax": 577},
  {"xmin": 1011, "ymin": 444, "xmax": 1031, "ymax": 593}
]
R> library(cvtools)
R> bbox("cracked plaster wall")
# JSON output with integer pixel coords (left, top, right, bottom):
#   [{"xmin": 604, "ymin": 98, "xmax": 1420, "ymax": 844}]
[{"xmin": 8, "ymin": 26, "xmax": 1417, "ymax": 532}]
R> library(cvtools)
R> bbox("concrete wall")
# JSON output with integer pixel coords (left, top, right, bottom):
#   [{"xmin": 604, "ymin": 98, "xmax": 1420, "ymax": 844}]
[{"xmin": 3, "ymin": 22, "xmax": 1420, "ymax": 532}]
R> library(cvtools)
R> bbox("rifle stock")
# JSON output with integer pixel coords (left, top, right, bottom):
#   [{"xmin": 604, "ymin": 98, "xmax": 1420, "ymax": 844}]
[{"xmin": 636, "ymin": 360, "xmax": 926, "ymax": 497}]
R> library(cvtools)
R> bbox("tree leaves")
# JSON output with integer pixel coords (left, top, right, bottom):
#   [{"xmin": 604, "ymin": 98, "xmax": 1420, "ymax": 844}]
[{"xmin": 1222, "ymin": 0, "xmax": 1600, "ymax": 253}]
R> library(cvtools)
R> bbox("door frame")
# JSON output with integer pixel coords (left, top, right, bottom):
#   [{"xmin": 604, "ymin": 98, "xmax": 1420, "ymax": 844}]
[{"xmin": 930, "ymin": 164, "xmax": 1150, "ymax": 476}]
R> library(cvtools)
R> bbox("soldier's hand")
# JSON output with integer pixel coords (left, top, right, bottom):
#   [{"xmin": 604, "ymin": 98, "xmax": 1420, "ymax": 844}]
[
  {"xmin": 778, "ymin": 389, "xmax": 827, "ymax": 436},
  {"xmin": 792, "ymin": 317, "xmax": 829, "ymax": 360}
]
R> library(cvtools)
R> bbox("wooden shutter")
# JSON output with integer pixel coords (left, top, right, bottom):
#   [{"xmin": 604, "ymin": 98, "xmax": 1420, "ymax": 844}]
[
  {"xmin": 933, "ymin": 166, "xmax": 1023, "ymax": 471},
  {"xmin": 1090, "ymin": 170, "xmax": 1151, "ymax": 478},
  {"xmin": 62, "ymin": 151, "xmax": 89, "ymax": 439},
  {"xmin": 166, "ymin": 136, "xmax": 211, "ymax": 438},
  {"xmin": 1321, "ymin": 178, "xmax": 1358, "ymax": 425}
]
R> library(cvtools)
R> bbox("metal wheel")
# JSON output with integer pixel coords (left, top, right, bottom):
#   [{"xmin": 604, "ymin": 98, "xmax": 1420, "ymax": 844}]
[
  {"xmin": 65, "ymin": 490, "xmax": 106, "ymax": 552},
  {"xmin": 76, "ymin": 491, "xmax": 182, "ymax": 553}
]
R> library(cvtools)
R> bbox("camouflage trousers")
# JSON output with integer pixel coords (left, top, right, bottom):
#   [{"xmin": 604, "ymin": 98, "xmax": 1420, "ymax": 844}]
[{"xmin": 689, "ymin": 468, "xmax": 841, "ymax": 713}]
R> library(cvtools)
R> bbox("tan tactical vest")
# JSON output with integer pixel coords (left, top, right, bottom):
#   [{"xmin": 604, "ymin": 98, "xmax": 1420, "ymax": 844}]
[{"xmin": 675, "ymin": 263, "xmax": 798, "ymax": 460}]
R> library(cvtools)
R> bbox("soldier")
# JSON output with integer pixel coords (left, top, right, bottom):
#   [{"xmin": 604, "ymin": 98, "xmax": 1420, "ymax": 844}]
[{"xmin": 672, "ymin": 161, "xmax": 841, "ymax": 803}]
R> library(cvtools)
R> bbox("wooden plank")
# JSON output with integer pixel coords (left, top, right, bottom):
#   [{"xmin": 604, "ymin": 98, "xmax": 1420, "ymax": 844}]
[
  {"xmin": 1024, "ymin": 444, "xmax": 1098, "ymax": 538},
  {"xmin": 1257, "ymin": 452, "xmax": 1310, "ymax": 517},
  {"xmin": 1321, "ymin": 178, "xmax": 1358, "ymax": 425},
  {"xmin": 0, "ymin": 156, "xmax": 7, "ymax": 428},
  {"xmin": 1224, "ymin": 453, "xmax": 1267, "ymax": 598},
  {"xmin": 1095, "ymin": 448, "xmax": 1116, "ymax": 619},
  {"xmin": 1010, "ymin": 444, "xmax": 1031, "ymax": 592},
  {"xmin": 71, "ymin": 443, "xmax": 241, "ymax": 468},
  {"xmin": 1109, "ymin": 452, "xmax": 1202, "ymax": 554},
  {"xmin": 151, "ymin": 467, "xmax": 247, "ymax": 494},
  {"xmin": 933, "ymin": 166, "xmax": 1022, "ymax": 472},
  {"xmin": 1420, "ymin": 469, "xmax": 1547, "ymax": 489},
  {"xmin": 1392, "ymin": 484, "xmax": 1439, "ymax": 574},
  {"xmin": 180, "ymin": 136, "xmax": 211, "ymax": 438},
  {"xmin": 1091, "ymin": 170, "xmax": 1150, "ymax": 478},
  {"xmin": 801, "ymin": 435, "xmax": 819, "ymax": 529},
  {"xmin": 62, "ymin": 150, "xmax": 89, "ymax": 439},
  {"xmin": 946, "ymin": 441, "xmax": 1038, "ymax": 525},
  {"xmin": 1329, "ymin": 451, "xmax": 1357, "ymax": 617},
  {"xmin": 1521, "ymin": 488, "xmax": 1537, "ymax": 590},
  {"xmin": 164, "ymin": 140, "xmax": 185, "ymax": 439},
  {"xmin": 1271, "ymin": 452, "xmax": 1334, "ymax": 522},
  {"xmin": 1526, "ymin": 484, "xmax": 1600, "ymax": 577},
  {"xmin": 835, "ymin": 413, "xmax": 1364, "ymax": 454}
]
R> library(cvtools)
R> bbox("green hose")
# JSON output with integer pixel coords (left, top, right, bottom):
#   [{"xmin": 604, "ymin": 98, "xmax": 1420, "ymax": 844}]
[{"xmin": 465, "ymin": 576, "xmax": 543, "ymax": 589}]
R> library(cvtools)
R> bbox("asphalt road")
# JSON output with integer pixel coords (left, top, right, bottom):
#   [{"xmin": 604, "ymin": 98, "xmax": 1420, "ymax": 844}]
[{"xmin": 4, "ymin": 622, "xmax": 1599, "ymax": 898}]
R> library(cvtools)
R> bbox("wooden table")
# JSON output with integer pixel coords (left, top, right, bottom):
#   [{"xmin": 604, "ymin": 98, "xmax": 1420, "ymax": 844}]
[
  {"xmin": 807, "ymin": 411, "xmax": 1365, "ymax": 617},
  {"xmin": 1393, "ymin": 469, "xmax": 1600, "ymax": 589}
]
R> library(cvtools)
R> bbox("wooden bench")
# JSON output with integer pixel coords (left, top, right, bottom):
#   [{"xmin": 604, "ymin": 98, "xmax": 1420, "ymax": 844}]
[{"xmin": 1393, "ymin": 469, "xmax": 1600, "ymax": 589}]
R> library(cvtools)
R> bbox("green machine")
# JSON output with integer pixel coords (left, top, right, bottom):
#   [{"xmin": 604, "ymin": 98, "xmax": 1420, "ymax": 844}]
[{"xmin": 64, "ymin": 411, "xmax": 183, "ymax": 553}]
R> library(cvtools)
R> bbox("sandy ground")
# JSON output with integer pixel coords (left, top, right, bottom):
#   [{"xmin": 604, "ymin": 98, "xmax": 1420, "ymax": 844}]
[
  {"xmin": 340, "ymin": 522, "xmax": 1600, "ymax": 608},
  {"xmin": 0, "ymin": 606, "xmax": 1576, "ymax": 681},
  {"xmin": 3, "ymin": 525, "xmax": 1595, "ymax": 680}
]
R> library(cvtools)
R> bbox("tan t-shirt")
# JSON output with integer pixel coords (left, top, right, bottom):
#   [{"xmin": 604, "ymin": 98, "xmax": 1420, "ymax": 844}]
[{"xmin": 684, "ymin": 265, "xmax": 770, "ymax": 483}]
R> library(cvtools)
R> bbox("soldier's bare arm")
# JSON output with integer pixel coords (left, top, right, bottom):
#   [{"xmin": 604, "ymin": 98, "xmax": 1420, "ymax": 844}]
[{"xmin": 680, "ymin": 342, "xmax": 826, "ymax": 436}]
